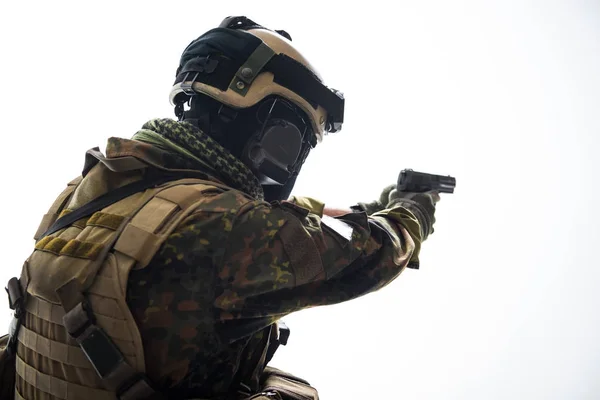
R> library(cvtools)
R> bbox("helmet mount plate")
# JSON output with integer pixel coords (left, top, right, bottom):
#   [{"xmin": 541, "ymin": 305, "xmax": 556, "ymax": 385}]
[{"xmin": 229, "ymin": 42, "xmax": 276, "ymax": 96}]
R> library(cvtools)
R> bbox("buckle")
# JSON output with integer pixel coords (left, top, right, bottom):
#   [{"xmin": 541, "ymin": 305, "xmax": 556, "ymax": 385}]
[
  {"xmin": 179, "ymin": 56, "xmax": 219, "ymax": 96},
  {"xmin": 6, "ymin": 277, "xmax": 23, "ymax": 312},
  {"xmin": 5, "ymin": 278, "xmax": 24, "ymax": 356},
  {"xmin": 180, "ymin": 72, "xmax": 200, "ymax": 96},
  {"xmin": 79, "ymin": 325, "xmax": 126, "ymax": 379},
  {"xmin": 277, "ymin": 321, "xmax": 290, "ymax": 346},
  {"xmin": 63, "ymin": 301, "xmax": 127, "ymax": 380}
]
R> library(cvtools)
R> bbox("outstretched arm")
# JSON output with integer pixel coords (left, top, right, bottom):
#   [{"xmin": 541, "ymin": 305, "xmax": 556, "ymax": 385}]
[{"xmin": 214, "ymin": 196, "xmax": 429, "ymax": 342}]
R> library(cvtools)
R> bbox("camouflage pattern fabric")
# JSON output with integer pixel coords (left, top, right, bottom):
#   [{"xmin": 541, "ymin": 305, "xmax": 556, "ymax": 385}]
[{"xmin": 91, "ymin": 119, "xmax": 424, "ymax": 398}]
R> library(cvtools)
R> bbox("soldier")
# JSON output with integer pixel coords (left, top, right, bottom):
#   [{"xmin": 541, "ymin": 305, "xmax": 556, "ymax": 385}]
[{"xmin": 1, "ymin": 16, "xmax": 440, "ymax": 400}]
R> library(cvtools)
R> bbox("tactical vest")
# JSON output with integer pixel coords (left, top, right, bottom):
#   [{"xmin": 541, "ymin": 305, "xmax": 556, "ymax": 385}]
[{"xmin": 3, "ymin": 150, "xmax": 319, "ymax": 400}]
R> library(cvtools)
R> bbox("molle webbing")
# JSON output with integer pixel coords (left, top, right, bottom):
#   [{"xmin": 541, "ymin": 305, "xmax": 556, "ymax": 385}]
[
  {"xmin": 18, "ymin": 325, "xmax": 94, "ymax": 368},
  {"xmin": 17, "ymin": 177, "xmax": 224, "ymax": 399},
  {"xmin": 16, "ymin": 354, "xmax": 112, "ymax": 399}
]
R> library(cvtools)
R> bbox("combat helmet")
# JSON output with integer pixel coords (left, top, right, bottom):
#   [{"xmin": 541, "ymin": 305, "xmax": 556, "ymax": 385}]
[
  {"xmin": 169, "ymin": 16, "xmax": 345, "ymax": 186},
  {"xmin": 170, "ymin": 16, "xmax": 345, "ymax": 141}
]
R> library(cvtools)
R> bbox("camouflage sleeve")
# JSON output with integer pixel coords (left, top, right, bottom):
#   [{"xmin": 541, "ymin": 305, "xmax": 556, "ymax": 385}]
[
  {"xmin": 215, "ymin": 200, "xmax": 422, "ymax": 341},
  {"xmin": 287, "ymin": 196, "xmax": 325, "ymax": 216}
]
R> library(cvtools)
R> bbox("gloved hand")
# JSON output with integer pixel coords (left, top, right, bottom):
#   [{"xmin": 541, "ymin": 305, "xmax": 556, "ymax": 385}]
[
  {"xmin": 386, "ymin": 188, "xmax": 439, "ymax": 240},
  {"xmin": 356, "ymin": 184, "xmax": 397, "ymax": 215},
  {"xmin": 356, "ymin": 185, "xmax": 439, "ymax": 240}
]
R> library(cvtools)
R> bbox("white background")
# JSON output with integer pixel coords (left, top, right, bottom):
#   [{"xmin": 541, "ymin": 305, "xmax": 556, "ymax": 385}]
[{"xmin": 1, "ymin": 1, "xmax": 599, "ymax": 399}]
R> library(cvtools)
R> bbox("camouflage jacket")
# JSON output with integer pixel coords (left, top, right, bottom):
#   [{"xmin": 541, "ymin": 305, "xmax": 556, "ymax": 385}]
[{"xmin": 74, "ymin": 128, "xmax": 423, "ymax": 398}]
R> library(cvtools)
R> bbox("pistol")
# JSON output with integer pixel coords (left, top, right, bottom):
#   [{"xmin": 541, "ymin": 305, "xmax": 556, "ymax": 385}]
[{"xmin": 397, "ymin": 169, "xmax": 456, "ymax": 194}]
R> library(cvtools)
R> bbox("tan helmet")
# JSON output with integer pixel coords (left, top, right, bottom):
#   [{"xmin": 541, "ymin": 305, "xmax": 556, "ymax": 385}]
[{"xmin": 169, "ymin": 16, "xmax": 344, "ymax": 143}]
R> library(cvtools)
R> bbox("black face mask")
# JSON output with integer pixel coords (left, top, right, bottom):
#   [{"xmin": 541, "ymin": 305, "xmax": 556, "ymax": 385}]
[
  {"xmin": 182, "ymin": 95, "xmax": 314, "ymax": 201},
  {"xmin": 262, "ymin": 173, "xmax": 300, "ymax": 202}
]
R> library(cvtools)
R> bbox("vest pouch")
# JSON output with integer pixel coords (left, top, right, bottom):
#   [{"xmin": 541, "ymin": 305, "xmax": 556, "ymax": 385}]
[
  {"xmin": 258, "ymin": 367, "xmax": 319, "ymax": 400},
  {"xmin": 0, "ymin": 334, "xmax": 16, "ymax": 400}
]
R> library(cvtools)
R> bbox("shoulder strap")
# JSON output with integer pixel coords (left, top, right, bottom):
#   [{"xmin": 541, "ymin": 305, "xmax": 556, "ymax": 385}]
[
  {"xmin": 39, "ymin": 172, "xmax": 180, "ymax": 240},
  {"xmin": 33, "ymin": 176, "xmax": 82, "ymax": 241}
]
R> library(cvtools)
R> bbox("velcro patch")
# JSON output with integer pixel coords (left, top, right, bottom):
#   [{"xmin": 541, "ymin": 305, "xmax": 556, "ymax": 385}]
[
  {"xmin": 35, "ymin": 237, "xmax": 104, "ymax": 260},
  {"xmin": 87, "ymin": 212, "xmax": 126, "ymax": 230},
  {"xmin": 60, "ymin": 239, "xmax": 104, "ymax": 259},
  {"xmin": 35, "ymin": 236, "xmax": 67, "ymax": 254}
]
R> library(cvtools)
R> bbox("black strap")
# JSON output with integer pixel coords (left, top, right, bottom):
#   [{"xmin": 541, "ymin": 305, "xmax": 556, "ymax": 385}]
[
  {"xmin": 39, "ymin": 172, "xmax": 178, "ymax": 240},
  {"xmin": 63, "ymin": 301, "xmax": 160, "ymax": 399}
]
